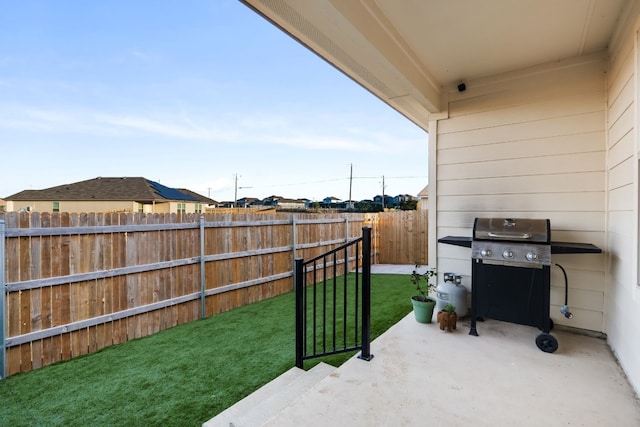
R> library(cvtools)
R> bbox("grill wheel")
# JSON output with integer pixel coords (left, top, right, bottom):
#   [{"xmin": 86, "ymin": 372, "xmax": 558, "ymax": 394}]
[{"xmin": 535, "ymin": 332, "xmax": 558, "ymax": 353}]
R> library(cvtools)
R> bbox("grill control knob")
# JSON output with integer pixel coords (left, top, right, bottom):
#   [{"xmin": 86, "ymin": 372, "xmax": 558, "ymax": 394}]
[
  {"xmin": 480, "ymin": 248, "xmax": 492, "ymax": 257},
  {"xmin": 526, "ymin": 252, "xmax": 539, "ymax": 261},
  {"xmin": 502, "ymin": 249, "xmax": 514, "ymax": 259}
]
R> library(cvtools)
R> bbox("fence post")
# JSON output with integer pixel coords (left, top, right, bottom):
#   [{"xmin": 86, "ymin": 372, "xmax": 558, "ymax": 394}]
[
  {"xmin": 0, "ymin": 220, "xmax": 6, "ymax": 379},
  {"xmin": 345, "ymin": 216, "xmax": 349, "ymax": 243},
  {"xmin": 358, "ymin": 226, "xmax": 373, "ymax": 361},
  {"xmin": 294, "ymin": 258, "xmax": 304, "ymax": 369},
  {"xmin": 372, "ymin": 214, "xmax": 378, "ymax": 265},
  {"xmin": 199, "ymin": 215, "xmax": 206, "ymax": 319},
  {"xmin": 292, "ymin": 216, "xmax": 297, "ymax": 260}
]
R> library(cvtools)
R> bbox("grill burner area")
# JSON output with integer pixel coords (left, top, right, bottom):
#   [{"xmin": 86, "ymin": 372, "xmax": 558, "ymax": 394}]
[
  {"xmin": 472, "ymin": 218, "xmax": 551, "ymax": 266},
  {"xmin": 471, "ymin": 241, "xmax": 551, "ymax": 266}
]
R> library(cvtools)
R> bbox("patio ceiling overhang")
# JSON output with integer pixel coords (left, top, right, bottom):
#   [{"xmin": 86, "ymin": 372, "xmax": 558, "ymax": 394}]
[{"xmin": 241, "ymin": 0, "xmax": 629, "ymax": 132}]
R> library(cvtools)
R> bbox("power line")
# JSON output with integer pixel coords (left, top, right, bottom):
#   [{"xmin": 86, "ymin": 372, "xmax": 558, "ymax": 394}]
[{"xmin": 252, "ymin": 175, "xmax": 427, "ymax": 189}]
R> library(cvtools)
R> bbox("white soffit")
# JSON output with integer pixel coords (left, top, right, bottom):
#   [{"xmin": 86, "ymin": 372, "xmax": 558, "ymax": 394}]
[
  {"xmin": 241, "ymin": 0, "xmax": 629, "ymax": 129},
  {"xmin": 379, "ymin": 0, "xmax": 627, "ymax": 84}
]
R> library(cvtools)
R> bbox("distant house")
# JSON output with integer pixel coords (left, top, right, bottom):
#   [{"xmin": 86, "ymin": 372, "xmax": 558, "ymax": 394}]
[
  {"xmin": 393, "ymin": 194, "xmax": 415, "ymax": 204},
  {"xmin": 236, "ymin": 197, "xmax": 260, "ymax": 208},
  {"xmin": 417, "ymin": 185, "xmax": 428, "ymax": 210},
  {"xmin": 4, "ymin": 177, "xmax": 214, "ymax": 214},
  {"xmin": 391, "ymin": 194, "xmax": 418, "ymax": 210},
  {"xmin": 274, "ymin": 197, "xmax": 307, "ymax": 210},
  {"xmin": 373, "ymin": 194, "xmax": 393, "ymax": 208},
  {"xmin": 322, "ymin": 196, "xmax": 342, "ymax": 206},
  {"xmin": 259, "ymin": 195, "xmax": 283, "ymax": 207},
  {"xmin": 0, "ymin": 198, "xmax": 5, "ymax": 212}
]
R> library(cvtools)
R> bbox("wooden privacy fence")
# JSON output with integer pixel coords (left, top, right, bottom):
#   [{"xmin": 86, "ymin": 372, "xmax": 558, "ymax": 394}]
[
  {"xmin": 0, "ymin": 211, "xmax": 376, "ymax": 378},
  {"xmin": 376, "ymin": 210, "xmax": 428, "ymax": 264}
]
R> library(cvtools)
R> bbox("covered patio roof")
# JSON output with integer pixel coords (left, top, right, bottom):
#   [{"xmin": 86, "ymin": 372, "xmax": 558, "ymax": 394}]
[{"xmin": 241, "ymin": 0, "xmax": 629, "ymax": 131}]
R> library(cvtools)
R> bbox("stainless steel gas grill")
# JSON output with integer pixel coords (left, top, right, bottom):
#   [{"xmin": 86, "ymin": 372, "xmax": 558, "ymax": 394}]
[
  {"xmin": 470, "ymin": 218, "xmax": 556, "ymax": 351},
  {"xmin": 438, "ymin": 218, "xmax": 602, "ymax": 353}
]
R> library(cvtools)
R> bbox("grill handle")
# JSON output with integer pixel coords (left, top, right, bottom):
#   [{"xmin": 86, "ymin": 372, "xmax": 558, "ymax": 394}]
[{"xmin": 487, "ymin": 232, "xmax": 532, "ymax": 239}]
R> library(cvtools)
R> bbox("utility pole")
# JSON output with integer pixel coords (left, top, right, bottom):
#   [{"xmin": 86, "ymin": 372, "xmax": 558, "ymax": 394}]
[
  {"xmin": 234, "ymin": 174, "xmax": 239, "ymax": 208},
  {"xmin": 348, "ymin": 163, "xmax": 353, "ymax": 210},
  {"xmin": 381, "ymin": 175, "xmax": 385, "ymax": 209},
  {"xmin": 233, "ymin": 174, "xmax": 252, "ymax": 208}
]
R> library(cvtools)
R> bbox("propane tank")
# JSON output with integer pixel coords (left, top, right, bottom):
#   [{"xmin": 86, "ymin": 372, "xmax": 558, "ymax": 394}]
[{"xmin": 436, "ymin": 273, "xmax": 468, "ymax": 316}]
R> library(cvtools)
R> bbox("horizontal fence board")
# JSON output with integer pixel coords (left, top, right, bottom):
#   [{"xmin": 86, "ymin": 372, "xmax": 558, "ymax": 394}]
[
  {"xmin": 5, "ymin": 292, "xmax": 200, "ymax": 347},
  {"xmin": 6, "ymin": 258, "xmax": 200, "ymax": 291}
]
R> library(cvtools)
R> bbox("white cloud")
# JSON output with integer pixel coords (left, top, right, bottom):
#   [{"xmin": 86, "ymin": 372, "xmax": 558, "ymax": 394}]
[
  {"xmin": 0, "ymin": 93, "xmax": 427, "ymax": 162},
  {"xmin": 267, "ymin": 133, "xmax": 385, "ymax": 152},
  {"xmin": 1, "ymin": 104, "xmax": 403, "ymax": 153},
  {"xmin": 96, "ymin": 114, "xmax": 214, "ymax": 139}
]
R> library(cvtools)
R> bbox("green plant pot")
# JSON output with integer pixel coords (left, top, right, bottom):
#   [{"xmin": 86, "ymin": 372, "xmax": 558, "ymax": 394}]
[{"xmin": 410, "ymin": 297, "xmax": 436, "ymax": 323}]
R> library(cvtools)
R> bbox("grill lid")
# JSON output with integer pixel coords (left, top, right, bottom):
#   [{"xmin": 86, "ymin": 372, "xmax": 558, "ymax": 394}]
[{"xmin": 473, "ymin": 218, "xmax": 550, "ymax": 244}]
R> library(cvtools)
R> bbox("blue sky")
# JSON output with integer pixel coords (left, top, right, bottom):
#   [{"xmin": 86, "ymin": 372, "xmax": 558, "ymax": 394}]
[{"xmin": 0, "ymin": 0, "xmax": 428, "ymax": 203}]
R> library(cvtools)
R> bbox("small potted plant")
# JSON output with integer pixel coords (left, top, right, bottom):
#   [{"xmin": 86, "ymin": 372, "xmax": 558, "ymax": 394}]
[
  {"xmin": 410, "ymin": 263, "xmax": 437, "ymax": 323},
  {"xmin": 437, "ymin": 303, "xmax": 458, "ymax": 332}
]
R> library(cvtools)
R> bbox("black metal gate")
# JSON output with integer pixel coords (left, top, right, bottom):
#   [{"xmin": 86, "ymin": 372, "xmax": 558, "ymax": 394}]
[{"xmin": 295, "ymin": 227, "xmax": 372, "ymax": 369}]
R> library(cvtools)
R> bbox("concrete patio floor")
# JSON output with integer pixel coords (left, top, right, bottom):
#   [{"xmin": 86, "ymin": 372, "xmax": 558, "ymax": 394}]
[
  {"xmin": 203, "ymin": 265, "xmax": 640, "ymax": 427},
  {"xmin": 262, "ymin": 265, "xmax": 640, "ymax": 426}
]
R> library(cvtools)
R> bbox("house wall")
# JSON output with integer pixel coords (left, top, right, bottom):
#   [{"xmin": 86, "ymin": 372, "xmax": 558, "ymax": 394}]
[
  {"xmin": 167, "ymin": 201, "xmax": 205, "ymax": 214},
  {"xmin": 603, "ymin": 4, "xmax": 640, "ymax": 396},
  {"xmin": 277, "ymin": 201, "xmax": 306, "ymax": 210},
  {"xmin": 8, "ymin": 200, "xmax": 137, "ymax": 213},
  {"xmin": 433, "ymin": 54, "xmax": 607, "ymax": 333},
  {"xmin": 6, "ymin": 200, "xmax": 204, "ymax": 214}
]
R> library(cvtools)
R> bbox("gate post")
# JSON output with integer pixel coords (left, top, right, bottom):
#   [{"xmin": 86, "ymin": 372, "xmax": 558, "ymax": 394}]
[
  {"xmin": 294, "ymin": 258, "xmax": 305, "ymax": 369},
  {"xmin": 358, "ymin": 226, "xmax": 373, "ymax": 361}
]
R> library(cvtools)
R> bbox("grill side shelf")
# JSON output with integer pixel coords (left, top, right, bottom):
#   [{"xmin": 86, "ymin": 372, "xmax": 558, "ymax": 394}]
[
  {"xmin": 438, "ymin": 236, "xmax": 471, "ymax": 248},
  {"xmin": 438, "ymin": 236, "xmax": 602, "ymax": 254},
  {"xmin": 551, "ymin": 242, "xmax": 602, "ymax": 254}
]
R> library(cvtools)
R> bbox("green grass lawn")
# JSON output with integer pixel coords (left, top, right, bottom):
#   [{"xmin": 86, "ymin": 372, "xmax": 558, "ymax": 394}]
[{"xmin": 0, "ymin": 273, "xmax": 412, "ymax": 427}]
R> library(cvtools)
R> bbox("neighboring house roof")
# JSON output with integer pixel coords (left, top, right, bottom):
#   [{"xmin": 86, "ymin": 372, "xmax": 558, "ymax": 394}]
[
  {"xmin": 176, "ymin": 188, "xmax": 218, "ymax": 205},
  {"xmin": 237, "ymin": 197, "xmax": 260, "ymax": 204},
  {"xmin": 5, "ymin": 177, "xmax": 199, "ymax": 203},
  {"xmin": 418, "ymin": 185, "xmax": 428, "ymax": 198}
]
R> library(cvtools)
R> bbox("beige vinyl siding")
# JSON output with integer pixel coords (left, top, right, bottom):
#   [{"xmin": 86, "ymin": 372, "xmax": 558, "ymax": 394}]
[
  {"xmin": 435, "ymin": 55, "xmax": 606, "ymax": 332},
  {"xmin": 603, "ymin": 7, "xmax": 640, "ymax": 397},
  {"xmin": 8, "ymin": 200, "xmax": 138, "ymax": 213},
  {"xmin": 5, "ymin": 200, "xmax": 203, "ymax": 214}
]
